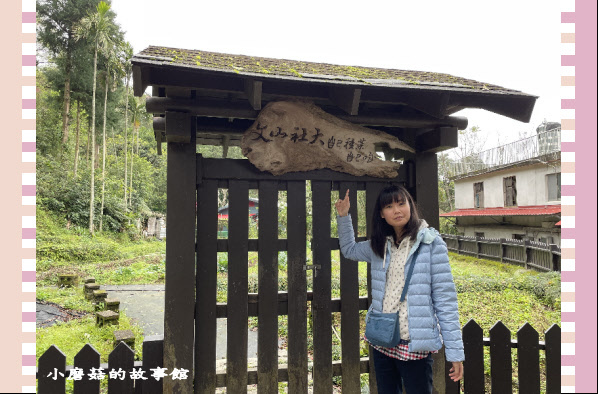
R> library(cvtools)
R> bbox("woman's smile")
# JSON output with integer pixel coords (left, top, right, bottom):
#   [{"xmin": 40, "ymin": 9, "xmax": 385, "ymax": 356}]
[{"xmin": 381, "ymin": 199, "xmax": 411, "ymax": 233}]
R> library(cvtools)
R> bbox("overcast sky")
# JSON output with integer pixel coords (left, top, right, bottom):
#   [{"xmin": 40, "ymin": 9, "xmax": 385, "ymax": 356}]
[{"xmin": 110, "ymin": 0, "xmax": 562, "ymax": 149}]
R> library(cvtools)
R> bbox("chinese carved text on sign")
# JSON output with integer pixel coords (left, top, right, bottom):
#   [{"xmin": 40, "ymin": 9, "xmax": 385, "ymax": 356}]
[{"xmin": 241, "ymin": 101, "xmax": 414, "ymax": 178}]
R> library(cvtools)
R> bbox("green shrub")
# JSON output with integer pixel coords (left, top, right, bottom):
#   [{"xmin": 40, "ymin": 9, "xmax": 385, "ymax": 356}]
[
  {"xmin": 37, "ymin": 237, "xmax": 123, "ymax": 262},
  {"xmin": 454, "ymin": 270, "xmax": 560, "ymax": 309},
  {"xmin": 278, "ymin": 251, "xmax": 288, "ymax": 267},
  {"xmin": 217, "ymin": 253, "xmax": 228, "ymax": 272}
]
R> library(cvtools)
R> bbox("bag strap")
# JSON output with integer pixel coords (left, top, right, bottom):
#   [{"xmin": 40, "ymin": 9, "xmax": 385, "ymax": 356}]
[{"xmin": 399, "ymin": 246, "xmax": 421, "ymax": 302}]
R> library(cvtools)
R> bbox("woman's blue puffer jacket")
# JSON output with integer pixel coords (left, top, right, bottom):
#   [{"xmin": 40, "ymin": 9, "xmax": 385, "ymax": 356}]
[{"xmin": 337, "ymin": 214, "xmax": 465, "ymax": 362}]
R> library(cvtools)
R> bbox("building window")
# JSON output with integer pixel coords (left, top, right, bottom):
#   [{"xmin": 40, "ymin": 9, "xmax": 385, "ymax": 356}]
[
  {"xmin": 475, "ymin": 232, "xmax": 485, "ymax": 238},
  {"xmin": 547, "ymin": 173, "xmax": 561, "ymax": 201},
  {"xmin": 474, "ymin": 182, "xmax": 484, "ymax": 208},
  {"xmin": 512, "ymin": 234, "xmax": 524, "ymax": 240},
  {"xmin": 503, "ymin": 176, "xmax": 517, "ymax": 207}
]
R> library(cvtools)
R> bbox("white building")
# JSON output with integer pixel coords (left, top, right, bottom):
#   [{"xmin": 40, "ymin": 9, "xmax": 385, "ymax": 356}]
[{"xmin": 441, "ymin": 124, "xmax": 561, "ymax": 246}]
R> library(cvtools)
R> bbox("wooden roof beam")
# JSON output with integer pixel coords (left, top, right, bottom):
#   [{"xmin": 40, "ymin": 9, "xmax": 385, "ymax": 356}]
[
  {"xmin": 244, "ymin": 79, "xmax": 262, "ymax": 110},
  {"xmin": 450, "ymin": 93, "xmax": 537, "ymax": 123},
  {"xmin": 328, "ymin": 86, "xmax": 361, "ymax": 115},
  {"xmin": 165, "ymin": 111, "xmax": 192, "ymax": 143},
  {"xmin": 360, "ymin": 89, "xmax": 451, "ymax": 119},
  {"xmin": 415, "ymin": 127, "xmax": 459, "ymax": 153},
  {"xmin": 153, "ymin": 118, "xmax": 243, "ymax": 151},
  {"xmin": 404, "ymin": 91, "xmax": 450, "ymax": 119},
  {"xmin": 147, "ymin": 97, "xmax": 258, "ymax": 119},
  {"xmin": 132, "ymin": 65, "xmax": 150, "ymax": 97},
  {"xmin": 146, "ymin": 97, "xmax": 468, "ymax": 129}
]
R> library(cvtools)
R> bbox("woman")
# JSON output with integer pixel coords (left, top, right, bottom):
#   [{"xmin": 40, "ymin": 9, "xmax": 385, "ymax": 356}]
[{"xmin": 335, "ymin": 185, "xmax": 463, "ymax": 393}]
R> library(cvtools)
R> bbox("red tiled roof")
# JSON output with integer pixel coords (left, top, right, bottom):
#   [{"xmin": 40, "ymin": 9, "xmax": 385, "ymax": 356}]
[
  {"xmin": 440, "ymin": 205, "xmax": 561, "ymax": 217},
  {"xmin": 217, "ymin": 213, "xmax": 257, "ymax": 219}
]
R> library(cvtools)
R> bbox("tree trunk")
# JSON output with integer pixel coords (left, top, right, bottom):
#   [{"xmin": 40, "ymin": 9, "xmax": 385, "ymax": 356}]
[
  {"xmin": 442, "ymin": 181, "xmax": 454, "ymax": 212},
  {"xmin": 89, "ymin": 45, "xmax": 98, "ymax": 234},
  {"xmin": 74, "ymin": 100, "xmax": 81, "ymax": 177},
  {"xmin": 60, "ymin": 48, "xmax": 72, "ymax": 153},
  {"xmin": 61, "ymin": 77, "xmax": 71, "ymax": 148},
  {"xmin": 95, "ymin": 141, "xmax": 100, "ymax": 169},
  {"xmin": 128, "ymin": 125, "xmax": 136, "ymax": 207},
  {"xmin": 100, "ymin": 76, "xmax": 108, "ymax": 232},
  {"xmin": 112, "ymin": 126, "xmax": 118, "ymax": 163},
  {"xmin": 123, "ymin": 75, "xmax": 130, "ymax": 205},
  {"xmin": 86, "ymin": 117, "xmax": 91, "ymax": 164}
]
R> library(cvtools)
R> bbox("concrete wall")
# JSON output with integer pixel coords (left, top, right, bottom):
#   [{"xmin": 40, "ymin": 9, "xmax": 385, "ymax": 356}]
[
  {"xmin": 455, "ymin": 216, "xmax": 561, "ymax": 246},
  {"xmin": 454, "ymin": 162, "xmax": 561, "ymax": 209}
]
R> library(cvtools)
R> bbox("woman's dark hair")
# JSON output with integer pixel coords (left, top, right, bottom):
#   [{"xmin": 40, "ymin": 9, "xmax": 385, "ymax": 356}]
[{"xmin": 370, "ymin": 185, "xmax": 421, "ymax": 258}]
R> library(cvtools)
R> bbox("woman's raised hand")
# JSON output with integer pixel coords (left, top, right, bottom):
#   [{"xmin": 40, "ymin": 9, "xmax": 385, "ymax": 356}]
[{"xmin": 335, "ymin": 189, "xmax": 350, "ymax": 217}]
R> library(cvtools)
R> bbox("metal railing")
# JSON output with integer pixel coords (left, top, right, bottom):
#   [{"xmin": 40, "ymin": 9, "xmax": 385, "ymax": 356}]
[{"xmin": 449, "ymin": 128, "xmax": 561, "ymax": 179}]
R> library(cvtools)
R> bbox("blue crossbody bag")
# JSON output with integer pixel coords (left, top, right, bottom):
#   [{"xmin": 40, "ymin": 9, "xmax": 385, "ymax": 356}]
[{"xmin": 365, "ymin": 244, "xmax": 421, "ymax": 348}]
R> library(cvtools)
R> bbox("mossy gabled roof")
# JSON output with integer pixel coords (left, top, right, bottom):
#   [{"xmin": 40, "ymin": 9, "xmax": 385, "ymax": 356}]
[{"xmin": 134, "ymin": 46, "xmax": 528, "ymax": 95}]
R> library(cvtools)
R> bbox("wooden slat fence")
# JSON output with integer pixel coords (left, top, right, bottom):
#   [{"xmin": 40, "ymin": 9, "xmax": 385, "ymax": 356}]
[
  {"xmin": 37, "ymin": 321, "xmax": 560, "ymax": 393},
  {"xmin": 196, "ymin": 157, "xmax": 400, "ymax": 394},
  {"xmin": 37, "ymin": 336, "xmax": 164, "ymax": 394},
  {"xmin": 442, "ymin": 234, "xmax": 561, "ymax": 272},
  {"xmin": 36, "ymin": 155, "xmax": 561, "ymax": 393}
]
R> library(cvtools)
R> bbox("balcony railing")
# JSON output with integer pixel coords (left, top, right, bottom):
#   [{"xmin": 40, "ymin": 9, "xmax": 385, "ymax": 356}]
[{"xmin": 449, "ymin": 128, "xmax": 561, "ymax": 179}]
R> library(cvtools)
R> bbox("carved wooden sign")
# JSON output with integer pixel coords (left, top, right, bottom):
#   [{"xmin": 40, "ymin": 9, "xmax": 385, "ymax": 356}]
[{"xmin": 241, "ymin": 101, "xmax": 414, "ymax": 178}]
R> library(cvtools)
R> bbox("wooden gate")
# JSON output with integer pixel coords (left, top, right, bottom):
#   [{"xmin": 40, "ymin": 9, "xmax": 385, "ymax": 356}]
[{"xmin": 194, "ymin": 155, "xmax": 406, "ymax": 393}]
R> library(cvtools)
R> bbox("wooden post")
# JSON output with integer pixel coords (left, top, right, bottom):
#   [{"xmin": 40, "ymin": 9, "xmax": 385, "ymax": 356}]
[
  {"xmin": 366, "ymin": 182, "xmax": 386, "ymax": 394},
  {"xmin": 517, "ymin": 323, "xmax": 541, "ymax": 393},
  {"xmin": 142, "ymin": 335, "xmax": 164, "ymax": 394},
  {"xmin": 475, "ymin": 236, "xmax": 481, "ymax": 258},
  {"xmin": 457, "ymin": 236, "xmax": 462, "ymax": 255},
  {"xmin": 38, "ymin": 345, "xmax": 66, "ymax": 394},
  {"xmin": 339, "ymin": 183, "xmax": 361, "ymax": 392},
  {"xmin": 108, "ymin": 342, "xmax": 135, "ymax": 393},
  {"xmin": 287, "ymin": 181, "xmax": 308, "ymax": 393},
  {"xmin": 550, "ymin": 244, "xmax": 560, "ymax": 271},
  {"xmin": 74, "ymin": 344, "xmax": 101, "ymax": 393},
  {"xmin": 545, "ymin": 324, "xmax": 561, "ymax": 394},
  {"xmin": 195, "ymin": 175, "xmax": 218, "ymax": 393},
  {"xmin": 311, "ymin": 181, "xmax": 333, "ymax": 393},
  {"xmin": 524, "ymin": 240, "xmax": 531, "ymax": 270},
  {"xmin": 489, "ymin": 321, "xmax": 513, "ymax": 394},
  {"xmin": 462, "ymin": 320, "xmax": 485, "ymax": 394},
  {"xmin": 164, "ymin": 112, "xmax": 196, "ymax": 393},
  {"xmin": 227, "ymin": 180, "xmax": 249, "ymax": 392},
  {"xmin": 257, "ymin": 180, "xmax": 279, "ymax": 392},
  {"xmin": 499, "ymin": 238, "xmax": 506, "ymax": 263},
  {"xmin": 415, "ymin": 152, "xmax": 440, "ymax": 230}
]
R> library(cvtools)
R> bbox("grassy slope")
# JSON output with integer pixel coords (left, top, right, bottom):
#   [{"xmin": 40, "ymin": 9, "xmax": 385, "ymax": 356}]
[
  {"xmin": 450, "ymin": 252, "xmax": 560, "ymax": 339},
  {"xmin": 36, "ymin": 207, "xmax": 166, "ymax": 287}
]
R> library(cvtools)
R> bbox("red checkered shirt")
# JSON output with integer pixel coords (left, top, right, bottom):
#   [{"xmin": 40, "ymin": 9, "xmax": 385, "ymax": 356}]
[{"xmin": 365, "ymin": 336, "xmax": 436, "ymax": 361}]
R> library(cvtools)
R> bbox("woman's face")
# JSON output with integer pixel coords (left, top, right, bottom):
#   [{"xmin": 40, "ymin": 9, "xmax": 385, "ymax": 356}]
[{"xmin": 380, "ymin": 196, "xmax": 411, "ymax": 230}]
